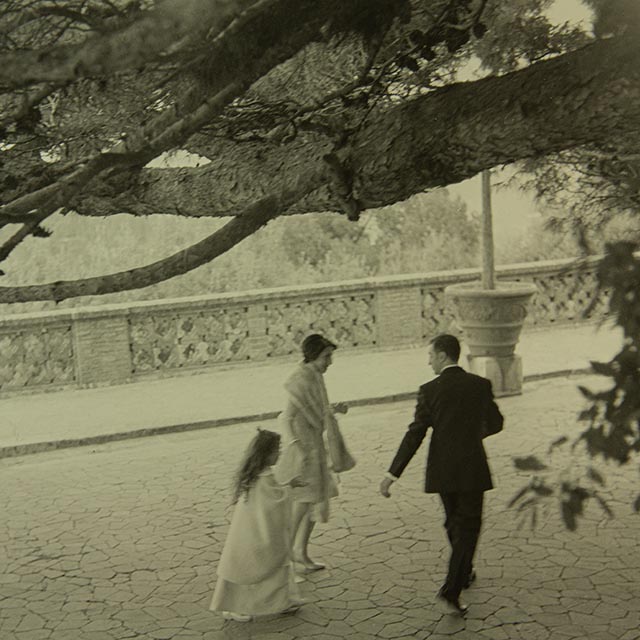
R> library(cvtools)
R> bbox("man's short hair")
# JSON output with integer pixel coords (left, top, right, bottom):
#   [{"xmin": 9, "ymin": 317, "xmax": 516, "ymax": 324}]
[{"xmin": 430, "ymin": 334, "xmax": 461, "ymax": 362}]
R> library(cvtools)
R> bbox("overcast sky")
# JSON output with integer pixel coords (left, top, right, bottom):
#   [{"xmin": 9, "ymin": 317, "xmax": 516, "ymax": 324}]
[{"xmin": 448, "ymin": 0, "xmax": 593, "ymax": 245}]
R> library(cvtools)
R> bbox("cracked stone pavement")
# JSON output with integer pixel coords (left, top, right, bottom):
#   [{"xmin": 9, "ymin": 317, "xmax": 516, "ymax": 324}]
[{"xmin": 2, "ymin": 375, "xmax": 639, "ymax": 640}]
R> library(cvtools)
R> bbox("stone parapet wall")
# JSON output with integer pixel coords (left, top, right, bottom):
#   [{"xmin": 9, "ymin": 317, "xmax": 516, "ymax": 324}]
[{"xmin": 0, "ymin": 256, "xmax": 610, "ymax": 393}]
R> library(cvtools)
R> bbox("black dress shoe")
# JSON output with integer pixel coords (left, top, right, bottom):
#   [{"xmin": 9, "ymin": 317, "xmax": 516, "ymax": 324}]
[
  {"xmin": 463, "ymin": 569, "xmax": 476, "ymax": 589},
  {"xmin": 437, "ymin": 587, "xmax": 468, "ymax": 615}
]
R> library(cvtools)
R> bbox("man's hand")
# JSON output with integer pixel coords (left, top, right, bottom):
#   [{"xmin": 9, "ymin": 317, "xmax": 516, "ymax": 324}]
[
  {"xmin": 289, "ymin": 476, "xmax": 307, "ymax": 488},
  {"xmin": 379, "ymin": 477, "xmax": 394, "ymax": 498},
  {"xmin": 333, "ymin": 402, "xmax": 349, "ymax": 415}
]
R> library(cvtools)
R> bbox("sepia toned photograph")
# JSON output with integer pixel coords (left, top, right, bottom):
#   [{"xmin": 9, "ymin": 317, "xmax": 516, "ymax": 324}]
[{"xmin": 1, "ymin": 1, "xmax": 639, "ymax": 639}]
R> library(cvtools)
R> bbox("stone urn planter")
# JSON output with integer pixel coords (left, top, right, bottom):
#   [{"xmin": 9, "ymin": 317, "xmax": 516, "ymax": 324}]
[
  {"xmin": 445, "ymin": 280, "xmax": 537, "ymax": 396},
  {"xmin": 444, "ymin": 280, "xmax": 538, "ymax": 356},
  {"xmin": 441, "ymin": 170, "xmax": 537, "ymax": 396}
]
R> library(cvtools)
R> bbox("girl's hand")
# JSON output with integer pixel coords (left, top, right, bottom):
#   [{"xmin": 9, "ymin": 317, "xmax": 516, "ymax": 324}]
[
  {"xmin": 333, "ymin": 402, "xmax": 349, "ymax": 415},
  {"xmin": 290, "ymin": 477, "xmax": 307, "ymax": 488}
]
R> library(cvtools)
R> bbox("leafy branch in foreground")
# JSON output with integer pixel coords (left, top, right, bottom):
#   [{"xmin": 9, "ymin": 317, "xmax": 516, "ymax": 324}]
[
  {"xmin": 510, "ymin": 242, "xmax": 640, "ymax": 530},
  {"xmin": 509, "ymin": 456, "xmax": 614, "ymax": 532}
]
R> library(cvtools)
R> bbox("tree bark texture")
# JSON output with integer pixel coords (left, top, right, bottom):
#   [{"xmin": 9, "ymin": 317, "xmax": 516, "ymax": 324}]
[
  {"xmin": 72, "ymin": 34, "xmax": 640, "ymax": 221},
  {"xmin": 0, "ymin": 168, "xmax": 322, "ymax": 302},
  {"xmin": 2, "ymin": 0, "xmax": 392, "ymax": 221}
]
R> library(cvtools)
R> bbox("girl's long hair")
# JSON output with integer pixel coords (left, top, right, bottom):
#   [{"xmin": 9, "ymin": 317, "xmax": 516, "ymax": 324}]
[{"xmin": 232, "ymin": 429, "xmax": 281, "ymax": 504}]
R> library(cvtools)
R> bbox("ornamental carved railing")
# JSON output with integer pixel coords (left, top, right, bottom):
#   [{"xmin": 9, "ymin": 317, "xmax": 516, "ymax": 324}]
[{"xmin": 0, "ymin": 256, "xmax": 610, "ymax": 393}]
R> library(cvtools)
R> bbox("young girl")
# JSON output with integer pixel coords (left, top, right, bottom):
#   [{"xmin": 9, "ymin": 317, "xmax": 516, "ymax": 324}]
[{"xmin": 210, "ymin": 429, "xmax": 304, "ymax": 622}]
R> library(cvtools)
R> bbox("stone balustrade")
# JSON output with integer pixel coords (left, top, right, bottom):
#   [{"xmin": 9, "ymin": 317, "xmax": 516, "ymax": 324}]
[{"xmin": 0, "ymin": 255, "xmax": 610, "ymax": 394}]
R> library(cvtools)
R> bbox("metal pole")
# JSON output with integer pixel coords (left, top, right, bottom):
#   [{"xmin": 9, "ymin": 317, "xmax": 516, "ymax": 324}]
[{"xmin": 481, "ymin": 169, "xmax": 495, "ymax": 290}]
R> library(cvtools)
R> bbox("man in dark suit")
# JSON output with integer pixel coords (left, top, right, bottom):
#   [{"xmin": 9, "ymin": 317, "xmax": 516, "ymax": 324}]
[{"xmin": 379, "ymin": 334, "xmax": 503, "ymax": 614}]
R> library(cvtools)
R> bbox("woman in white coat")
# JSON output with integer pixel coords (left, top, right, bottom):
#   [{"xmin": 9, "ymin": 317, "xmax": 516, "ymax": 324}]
[{"xmin": 276, "ymin": 334, "xmax": 354, "ymax": 574}]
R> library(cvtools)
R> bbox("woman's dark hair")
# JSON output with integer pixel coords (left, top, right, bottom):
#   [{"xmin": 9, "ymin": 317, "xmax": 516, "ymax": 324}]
[
  {"xmin": 302, "ymin": 333, "xmax": 337, "ymax": 363},
  {"xmin": 430, "ymin": 334, "xmax": 461, "ymax": 362},
  {"xmin": 232, "ymin": 429, "xmax": 281, "ymax": 504}
]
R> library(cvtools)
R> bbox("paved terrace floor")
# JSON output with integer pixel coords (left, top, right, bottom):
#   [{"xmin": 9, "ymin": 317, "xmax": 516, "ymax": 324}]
[
  {"xmin": 1, "ymin": 373, "xmax": 639, "ymax": 640},
  {"xmin": 0, "ymin": 321, "xmax": 624, "ymax": 456}
]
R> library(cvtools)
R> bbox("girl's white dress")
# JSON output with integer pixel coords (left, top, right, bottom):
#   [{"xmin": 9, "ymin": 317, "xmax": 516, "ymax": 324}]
[{"xmin": 210, "ymin": 469, "xmax": 300, "ymax": 616}]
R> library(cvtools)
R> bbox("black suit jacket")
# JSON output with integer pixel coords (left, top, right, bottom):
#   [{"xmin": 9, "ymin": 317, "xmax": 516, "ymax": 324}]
[{"xmin": 388, "ymin": 366, "xmax": 504, "ymax": 493}]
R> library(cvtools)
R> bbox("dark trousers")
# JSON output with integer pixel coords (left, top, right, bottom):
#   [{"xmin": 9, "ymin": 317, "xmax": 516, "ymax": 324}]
[{"xmin": 439, "ymin": 491, "xmax": 484, "ymax": 599}]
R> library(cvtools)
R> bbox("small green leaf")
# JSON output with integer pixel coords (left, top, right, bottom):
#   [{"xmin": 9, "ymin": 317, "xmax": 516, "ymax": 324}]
[
  {"xmin": 578, "ymin": 407, "xmax": 597, "ymax": 422},
  {"xmin": 516, "ymin": 496, "xmax": 538, "ymax": 512},
  {"xmin": 532, "ymin": 483, "xmax": 554, "ymax": 497},
  {"xmin": 561, "ymin": 501, "xmax": 577, "ymax": 531},
  {"xmin": 578, "ymin": 385, "xmax": 596, "ymax": 400},
  {"xmin": 507, "ymin": 485, "xmax": 530, "ymax": 508},
  {"xmin": 570, "ymin": 486, "xmax": 591, "ymax": 502},
  {"xmin": 587, "ymin": 467, "xmax": 605, "ymax": 486},
  {"xmin": 590, "ymin": 360, "xmax": 615, "ymax": 376},
  {"xmin": 548, "ymin": 436, "xmax": 568, "ymax": 453},
  {"xmin": 592, "ymin": 492, "xmax": 614, "ymax": 518},
  {"xmin": 513, "ymin": 455, "xmax": 548, "ymax": 471}
]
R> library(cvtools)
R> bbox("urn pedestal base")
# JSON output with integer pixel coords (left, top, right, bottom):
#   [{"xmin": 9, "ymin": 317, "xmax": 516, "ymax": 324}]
[
  {"xmin": 444, "ymin": 280, "xmax": 537, "ymax": 397},
  {"xmin": 467, "ymin": 354, "xmax": 523, "ymax": 397}
]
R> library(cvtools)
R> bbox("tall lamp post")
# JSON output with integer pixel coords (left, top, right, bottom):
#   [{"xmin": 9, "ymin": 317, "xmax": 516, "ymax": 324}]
[
  {"xmin": 444, "ymin": 170, "xmax": 537, "ymax": 396},
  {"xmin": 481, "ymin": 170, "xmax": 495, "ymax": 290}
]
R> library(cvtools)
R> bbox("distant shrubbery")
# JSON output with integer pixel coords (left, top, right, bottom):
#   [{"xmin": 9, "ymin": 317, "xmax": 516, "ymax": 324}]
[
  {"xmin": 0, "ymin": 189, "xmax": 477, "ymax": 313},
  {"xmin": 0, "ymin": 186, "xmax": 629, "ymax": 315}
]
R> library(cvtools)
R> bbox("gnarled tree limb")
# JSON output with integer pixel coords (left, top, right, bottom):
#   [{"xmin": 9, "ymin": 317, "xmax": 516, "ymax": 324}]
[
  {"xmin": 73, "ymin": 33, "xmax": 640, "ymax": 220},
  {"xmin": 0, "ymin": 170, "xmax": 322, "ymax": 303}
]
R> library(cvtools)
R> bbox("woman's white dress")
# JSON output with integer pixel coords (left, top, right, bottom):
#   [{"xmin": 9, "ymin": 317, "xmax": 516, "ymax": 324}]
[{"xmin": 210, "ymin": 469, "xmax": 300, "ymax": 615}]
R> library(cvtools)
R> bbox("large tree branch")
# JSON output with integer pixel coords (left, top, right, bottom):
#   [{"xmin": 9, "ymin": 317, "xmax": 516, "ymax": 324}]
[
  {"xmin": 1, "ymin": 0, "xmax": 396, "ymax": 223},
  {"xmin": 0, "ymin": 81, "xmax": 246, "ymax": 223},
  {"xmin": 73, "ymin": 33, "xmax": 640, "ymax": 219},
  {"xmin": 73, "ymin": 132, "xmax": 336, "ymax": 218},
  {"xmin": 0, "ymin": 170, "xmax": 321, "ymax": 303}
]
